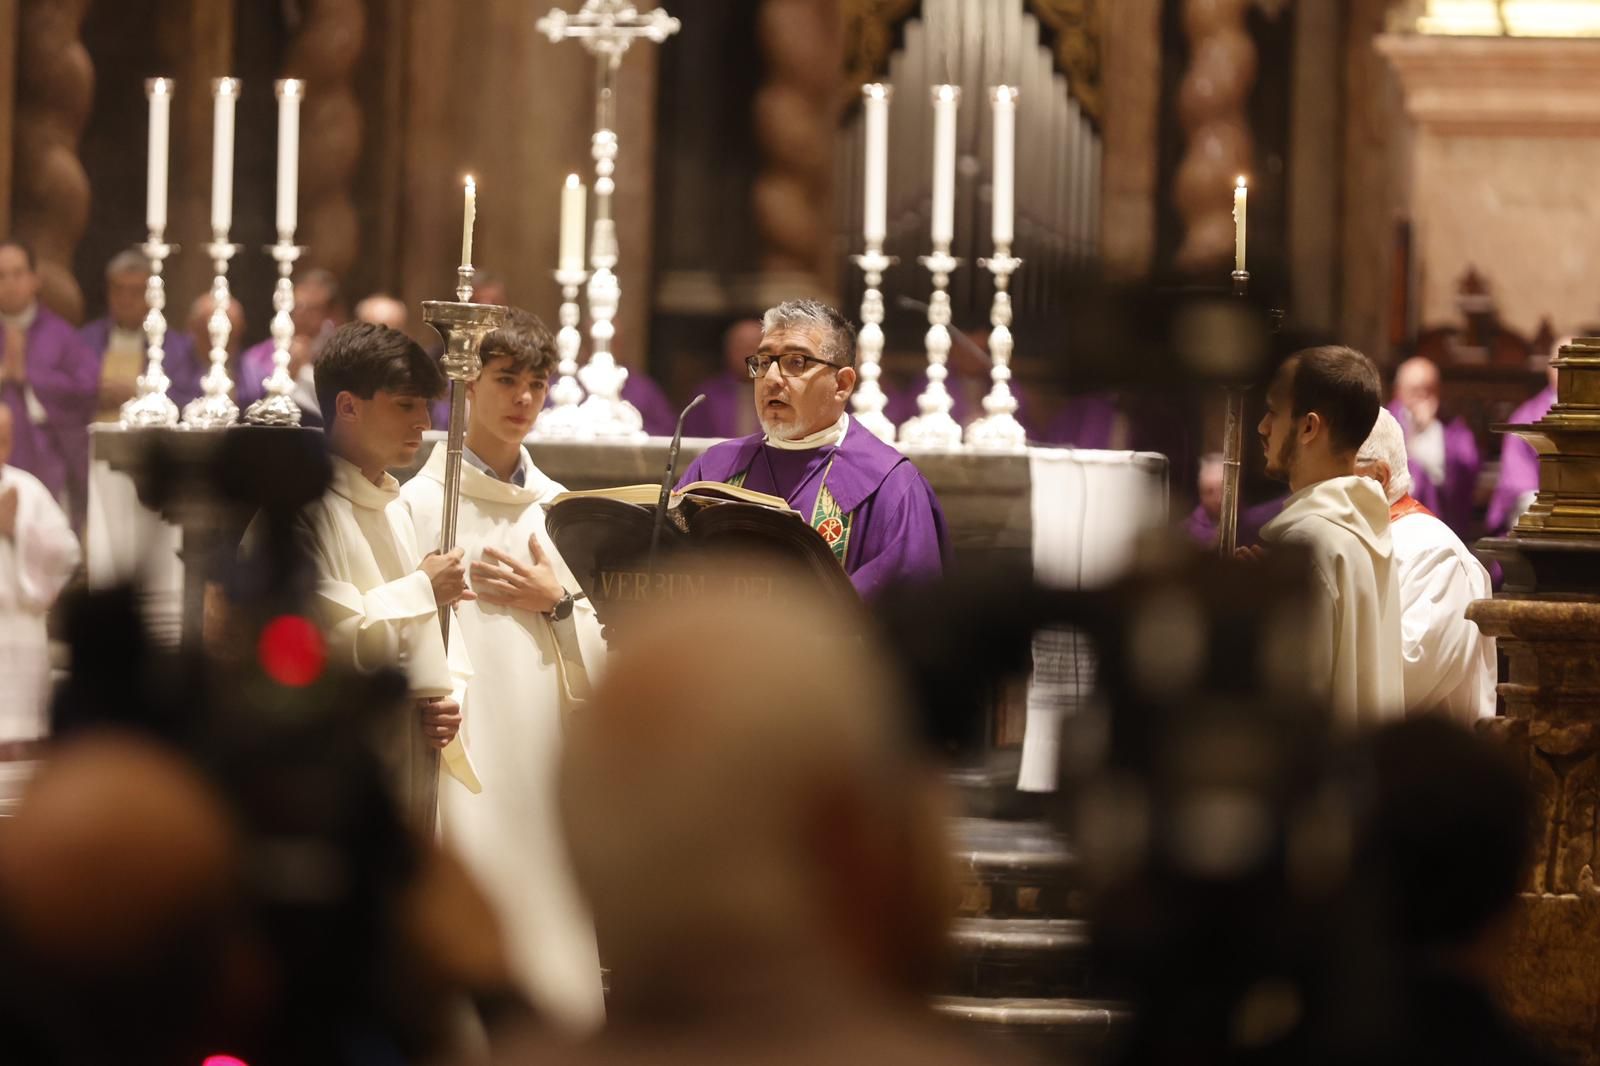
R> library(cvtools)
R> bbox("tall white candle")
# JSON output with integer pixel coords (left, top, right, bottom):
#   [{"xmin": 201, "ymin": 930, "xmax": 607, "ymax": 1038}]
[
  {"xmin": 210, "ymin": 78, "xmax": 240, "ymax": 237},
  {"xmin": 991, "ymin": 85, "xmax": 1018, "ymax": 248},
  {"xmin": 931, "ymin": 84, "xmax": 960, "ymax": 247},
  {"xmin": 559, "ymin": 173, "xmax": 586, "ymax": 273},
  {"xmin": 1234, "ymin": 176, "xmax": 1248, "ymax": 273},
  {"xmin": 275, "ymin": 79, "xmax": 304, "ymax": 238},
  {"xmin": 461, "ymin": 175, "xmax": 477, "ymax": 268},
  {"xmin": 145, "ymin": 78, "xmax": 172, "ymax": 236},
  {"xmin": 863, "ymin": 84, "xmax": 890, "ymax": 245}
]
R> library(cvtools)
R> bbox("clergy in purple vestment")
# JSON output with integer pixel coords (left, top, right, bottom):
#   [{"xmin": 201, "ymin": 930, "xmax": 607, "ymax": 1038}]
[
  {"xmin": 1389, "ymin": 357, "xmax": 1481, "ymax": 536},
  {"xmin": 1184, "ymin": 453, "xmax": 1285, "ymax": 548},
  {"xmin": 884, "ymin": 328, "xmax": 1034, "ymax": 434},
  {"xmin": 79, "ymin": 249, "xmax": 203, "ymax": 415},
  {"xmin": 1038, "ymin": 390, "xmax": 1122, "ymax": 448},
  {"xmin": 1487, "ymin": 359, "xmax": 1560, "ymax": 535},
  {"xmin": 678, "ymin": 299, "xmax": 951, "ymax": 601},
  {"xmin": 234, "ymin": 270, "xmax": 344, "ymax": 423},
  {"xmin": 683, "ymin": 318, "xmax": 763, "ymax": 439},
  {"xmin": 621, "ymin": 370, "xmax": 678, "ymax": 437},
  {"xmin": 0, "ymin": 240, "xmax": 99, "ymax": 530}
]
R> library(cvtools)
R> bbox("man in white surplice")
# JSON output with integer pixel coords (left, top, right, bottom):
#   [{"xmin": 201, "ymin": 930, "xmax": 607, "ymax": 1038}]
[
  {"xmin": 401, "ymin": 309, "xmax": 605, "ymax": 1031},
  {"xmin": 0, "ymin": 403, "xmax": 79, "ymax": 742},
  {"xmin": 297, "ymin": 323, "xmax": 479, "ymax": 828}
]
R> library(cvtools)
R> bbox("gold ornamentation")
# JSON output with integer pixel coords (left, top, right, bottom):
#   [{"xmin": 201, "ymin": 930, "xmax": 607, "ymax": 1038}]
[{"xmin": 1028, "ymin": 0, "xmax": 1104, "ymax": 123}]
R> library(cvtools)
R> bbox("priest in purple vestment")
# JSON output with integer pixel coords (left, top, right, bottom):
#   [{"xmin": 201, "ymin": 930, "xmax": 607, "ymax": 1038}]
[
  {"xmin": 0, "ymin": 240, "xmax": 98, "ymax": 530},
  {"xmin": 1487, "ymin": 354, "xmax": 1561, "ymax": 535},
  {"xmin": 234, "ymin": 268, "xmax": 345, "ymax": 419},
  {"xmin": 1184, "ymin": 452, "xmax": 1284, "ymax": 548},
  {"xmin": 1389, "ymin": 357, "xmax": 1481, "ymax": 536},
  {"xmin": 678, "ymin": 299, "xmax": 950, "ymax": 600},
  {"xmin": 683, "ymin": 318, "xmax": 763, "ymax": 439},
  {"xmin": 79, "ymin": 249, "xmax": 203, "ymax": 416}
]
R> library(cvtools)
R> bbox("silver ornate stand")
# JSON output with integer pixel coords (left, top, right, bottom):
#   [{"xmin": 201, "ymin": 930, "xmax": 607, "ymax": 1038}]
[
  {"xmin": 965, "ymin": 249, "xmax": 1027, "ymax": 450},
  {"xmin": 851, "ymin": 246, "xmax": 898, "ymax": 445},
  {"xmin": 898, "ymin": 246, "xmax": 965, "ymax": 449},
  {"xmin": 244, "ymin": 238, "xmax": 306, "ymax": 426},
  {"xmin": 531, "ymin": 267, "xmax": 591, "ymax": 439},
  {"xmin": 120, "ymin": 234, "xmax": 180, "ymax": 428},
  {"xmin": 182, "ymin": 238, "xmax": 241, "ymax": 428},
  {"xmin": 538, "ymin": 0, "xmax": 679, "ymax": 440}
]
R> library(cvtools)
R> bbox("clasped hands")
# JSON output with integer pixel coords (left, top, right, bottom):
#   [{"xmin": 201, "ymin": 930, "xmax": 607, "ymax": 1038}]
[{"xmin": 419, "ymin": 534, "xmax": 564, "ymax": 615}]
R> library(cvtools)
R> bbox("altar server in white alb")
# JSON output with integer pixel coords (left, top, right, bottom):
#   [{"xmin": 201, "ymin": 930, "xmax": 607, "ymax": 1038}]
[
  {"xmin": 1253, "ymin": 345, "xmax": 1404, "ymax": 726},
  {"xmin": 401, "ymin": 308, "xmax": 605, "ymax": 1031},
  {"xmin": 1356, "ymin": 407, "xmax": 1496, "ymax": 723},
  {"xmin": 0, "ymin": 403, "xmax": 79, "ymax": 742},
  {"xmin": 299, "ymin": 323, "xmax": 480, "ymax": 827}
]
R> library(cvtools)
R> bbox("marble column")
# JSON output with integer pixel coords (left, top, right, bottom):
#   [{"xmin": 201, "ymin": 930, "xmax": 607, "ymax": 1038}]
[
  {"xmin": 1172, "ymin": 0, "xmax": 1255, "ymax": 275},
  {"xmin": 285, "ymin": 0, "xmax": 365, "ymax": 279}
]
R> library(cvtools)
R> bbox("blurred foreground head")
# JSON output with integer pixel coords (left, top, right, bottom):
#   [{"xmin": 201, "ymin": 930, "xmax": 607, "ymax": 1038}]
[{"xmin": 559, "ymin": 579, "xmax": 952, "ymax": 1014}]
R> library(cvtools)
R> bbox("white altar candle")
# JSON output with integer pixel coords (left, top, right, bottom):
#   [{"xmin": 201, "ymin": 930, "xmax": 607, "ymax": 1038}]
[
  {"xmin": 931, "ymin": 84, "xmax": 960, "ymax": 246},
  {"xmin": 210, "ymin": 78, "xmax": 239, "ymax": 237},
  {"xmin": 863, "ymin": 84, "xmax": 890, "ymax": 245},
  {"xmin": 559, "ymin": 173, "xmax": 586, "ymax": 273},
  {"xmin": 1234, "ymin": 176, "xmax": 1248, "ymax": 273},
  {"xmin": 145, "ymin": 78, "xmax": 172, "ymax": 236},
  {"xmin": 275, "ymin": 79, "xmax": 303, "ymax": 238},
  {"xmin": 991, "ymin": 85, "xmax": 1018, "ymax": 248},
  {"xmin": 461, "ymin": 175, "xmax": 477, "ymax": 268}
]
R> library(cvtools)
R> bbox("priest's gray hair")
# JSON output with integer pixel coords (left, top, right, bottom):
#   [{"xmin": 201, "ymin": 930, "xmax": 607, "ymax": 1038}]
[
  {"xmin": 106, "ymin": 248, "xmax": 147, "ymax": 277},
  {"xmin": 1356, "ymin": 406, "xmax": 1412, "ymax": 505},
  {"xmin": 761, "ymin": 298, "xmax": 858, "ymax": 367}
]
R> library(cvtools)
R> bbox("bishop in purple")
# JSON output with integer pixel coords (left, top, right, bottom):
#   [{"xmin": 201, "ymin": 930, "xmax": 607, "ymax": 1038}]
[
  {"xmin": 79, "ymin": 249, "xmax": 203, "ymax": 414},
  {"xmin": 0, "ymin": 240, "xmax": 99, "ymax": 530},
  {"xmin": 1389, "ymin": 357, "xmax": 1481, "ymax": 537},
  {"xmin": 678, "ymin": 299, "xmax": 950, "ymax": 601}
]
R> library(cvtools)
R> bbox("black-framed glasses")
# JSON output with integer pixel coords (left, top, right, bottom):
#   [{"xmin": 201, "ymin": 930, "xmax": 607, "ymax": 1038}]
[{"xmin": 746, "ymin": 352, "xmax": 838, "ymax": 379}]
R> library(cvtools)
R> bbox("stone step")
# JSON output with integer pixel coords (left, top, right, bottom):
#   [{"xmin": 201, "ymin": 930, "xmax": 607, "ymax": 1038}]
[
  {"xmin": 934, "ymin": 995, "xmax": 1130, "ymax": 1060},
  {"xmin": 949, "ymin": 816, "xmax": 1085, "ymax": 920},
  {"xmin": 947, "ymin": 917, "xmax": 1095, "ymax": 998}
]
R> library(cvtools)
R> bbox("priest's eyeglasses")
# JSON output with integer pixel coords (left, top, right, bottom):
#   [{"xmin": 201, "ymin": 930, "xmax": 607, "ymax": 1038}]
[{"xmin": 746, "ymin": 352, "xmax": 837, "ymax": 379}]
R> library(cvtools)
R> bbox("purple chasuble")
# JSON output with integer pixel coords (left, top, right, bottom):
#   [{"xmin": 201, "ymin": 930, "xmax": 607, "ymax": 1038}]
[
  {"xmin": 1487, "ymin": 384, "xmax": 1555, "ymax": 535},
  {"xmin": 682, "ymin": 371, "xmax": 759, "ymax": 440},
  {"xmin": 79, "ymin": 316, "xmax": 204, "ymax": 409},
  {"xmin": 1387, "ymin": 400, "xmax": 1480, "ymax": 537},
  {"xmin": 3, "ymin": 306, "xmax": 98, "ymax": 525},
  {"xmin": 678, "ymin": 422, "xmax": 951, "ymax": 600},
  {"xmin": 1184, "ymin": 496, "xmax": 1286, "ymax": 549},
  {"xmin": 622, "ymin": 372, "xmax": 678, "ymax": 437}
]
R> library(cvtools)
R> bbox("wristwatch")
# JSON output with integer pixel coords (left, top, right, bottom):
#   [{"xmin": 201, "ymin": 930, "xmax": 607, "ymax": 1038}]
[{"xmin": 547, "ymin": 589, "xmax": 575, "ymax": 621}]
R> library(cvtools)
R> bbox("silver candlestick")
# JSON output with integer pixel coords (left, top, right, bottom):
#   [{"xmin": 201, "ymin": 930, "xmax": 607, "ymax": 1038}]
[
  {"xmin": 851, "ymin": 246, "xmax": 898, "ymax": 445},
  {"xmin": 120, "ymin": 234, "xmax": 180, "ymax": 428},
  {"xmin": 182, "ymin": 238, "xmax": 241, "ymax": 428},
  {"xmin": 244, "ymin": 239, "xmax": 307, "ymax": 426},
  {"xmin": 898, "ymin": 246, "xmax": 965, "ymax": 449},
  {"xmin": 531, "ymin": 267, "xmax": 591, "ymax": 439},
  {"xmin": 539, "ymin": 0, "xmax": 679, "ymax": 439},
  {"xmin": 965, "ymin": 249, "xmax": 1027, "ymax": 450}
]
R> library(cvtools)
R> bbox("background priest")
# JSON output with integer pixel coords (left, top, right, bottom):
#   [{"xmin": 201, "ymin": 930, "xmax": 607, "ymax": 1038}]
[
  {"xmin": 1357, "ymin": 408, "xmax": 1495, "ymax": 723},
  {"xmin": 400, "ymin": 308, "xmax": 605, "ymax": 1031},
  {"xmin": 79, "ymin": 249, "xmax": 203, "ymax": 419},
  {"xmin": 677, "ymin": 299, "xmax": 950, "ymax": 600},
  {"xmin": 1252, "ymin": 344, "xmax": 1404, "ymax": 726}
]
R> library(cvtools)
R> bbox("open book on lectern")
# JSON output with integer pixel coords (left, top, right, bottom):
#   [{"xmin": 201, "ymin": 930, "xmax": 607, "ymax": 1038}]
[{"xmin": 544, "ymin": 482, "xmax": 859, "ymax": 626}]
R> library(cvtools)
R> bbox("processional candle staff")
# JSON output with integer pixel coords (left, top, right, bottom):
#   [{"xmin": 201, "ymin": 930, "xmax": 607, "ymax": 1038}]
[
  {"xmin": 967, "ymin": 85, "xmax": 1026, "ymax": 451},
  {"xmin": 183, "ymin": 77, "xmax": 243, "ymax": 428},
  {"xmin": 246, "ymin": 79, "xmax": 308, "ymax": 427},
  {"xmin": 851, "ymin": 83, "xmax": 897, "ymax": 445},
  {"xmin": 1218, "ymin": 176, "xmax": 1250, "ymax": 557},
  {"xmin": 122, "ymin": 77, "xmax": 180, "ymax": 428},
  {"xmin": 537, "ymin": 173, "xmax": 593, "ymax": 439},
  {"xmin": 900, "ymin": 84, "xmax": 965, "ymax": 450}
]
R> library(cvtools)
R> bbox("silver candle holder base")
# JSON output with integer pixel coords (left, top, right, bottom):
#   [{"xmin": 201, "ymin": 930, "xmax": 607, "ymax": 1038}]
[
  {"xmin": 898, "ymin": 249, "xmax": 965, "ymax": 450},
  {"xmin": 121, "ymin": 236, "xmax": 181, "ymax": 429},
  {"xmin": 531, "ymin": 267, "xmax": 591, "ymax": 439},
  {"xmin": 244, "ymin": 239, "xmax": 307, "ymax": 427},
  {"xmin": 966, "ymin": 250, "xmax": 1027, "ymax": 452},
  {"xmin": 182, "ymin": 240, "xmax": 243, "ymax": 429},
  {"xmin": 851, "ymin": 247, "xmax": 898, "ymax": 446}
]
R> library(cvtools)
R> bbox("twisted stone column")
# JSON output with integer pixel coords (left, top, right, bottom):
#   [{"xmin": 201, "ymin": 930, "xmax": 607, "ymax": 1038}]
[
  {"xmin": 753, "ymin": 0, "xmax": 844, "ymax": 291},
  {"xmin": 12, "ymin": 0, "xmax": 92, "ymax": 322},
  {"xmin": 285, "ymin": 0, "xmax": 364, "ymax": 278},
  {"xmin": 1172, "ymin": 0, "xmax": 1255, "ymax": 274}
]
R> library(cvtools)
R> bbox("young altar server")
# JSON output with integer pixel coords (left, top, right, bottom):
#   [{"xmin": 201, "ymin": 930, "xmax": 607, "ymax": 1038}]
[
  {"xmin": 301, "ymin": 322, "xmax": 479, "ymax": 828},
  {"xmin": 400, "ymin": 308, "xmax": 606, "ymax": 1031},
  {"xmin": 678, "ymin": 299, "xmax": 950, "ymax": 600},
  {"xmin": 1253, "ymin": 344, "xmax": 1405, "ymax": 727}
]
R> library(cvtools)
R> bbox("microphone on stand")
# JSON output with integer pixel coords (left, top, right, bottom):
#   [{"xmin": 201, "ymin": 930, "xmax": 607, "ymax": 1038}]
[{"xmin": 648, "ymin": 393, "xmax": 707, "ymax": 576}]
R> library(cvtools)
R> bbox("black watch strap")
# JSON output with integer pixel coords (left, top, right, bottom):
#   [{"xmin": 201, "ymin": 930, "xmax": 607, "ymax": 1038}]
[{"xmin": 548, "ymin": 590, "xmax": 575, "ymax": 621}]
